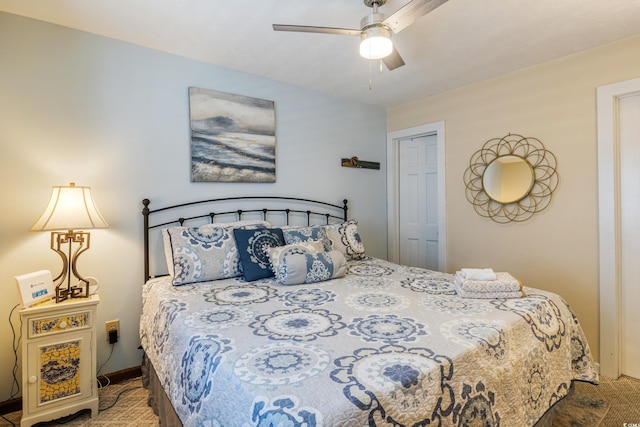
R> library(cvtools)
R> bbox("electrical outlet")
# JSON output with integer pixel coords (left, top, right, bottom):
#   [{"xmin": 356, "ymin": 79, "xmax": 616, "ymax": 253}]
[{"xmin": 105, "ymin": 319, "xmax": 119, "ymax": 341}]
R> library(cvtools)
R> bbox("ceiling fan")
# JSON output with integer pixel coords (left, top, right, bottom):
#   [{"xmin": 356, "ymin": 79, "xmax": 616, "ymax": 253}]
[{"xmin": 273, "ymin": 0, "xmax": 449, "ymax": 71}]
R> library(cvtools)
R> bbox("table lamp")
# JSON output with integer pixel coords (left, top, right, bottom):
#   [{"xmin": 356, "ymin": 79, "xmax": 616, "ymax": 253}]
[{"xmin": 30, "ymin": 183, "xmax": 108, "ymax": 302}]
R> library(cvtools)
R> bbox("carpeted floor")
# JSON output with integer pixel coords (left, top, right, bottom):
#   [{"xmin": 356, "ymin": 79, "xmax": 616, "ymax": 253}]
[
  {"xmin": 0, "ymin": 378, "xmax": 158, "ymax": 427},
  {"xmin": 573, "ymin": 375, "xmax": 640, "ymax": 427},
  {"xmin": 1, "ymin": 375, "xmax": 638, "ymax": 426},
  {"xmin": 551, "ymin": 383, "xmax": 609, "ymax": 427}
]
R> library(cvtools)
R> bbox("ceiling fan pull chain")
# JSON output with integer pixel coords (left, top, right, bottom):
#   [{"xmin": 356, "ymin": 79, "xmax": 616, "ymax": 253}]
[{"xmin": 369, "ymin": 58, "xmax": 373, "ymax": 90}]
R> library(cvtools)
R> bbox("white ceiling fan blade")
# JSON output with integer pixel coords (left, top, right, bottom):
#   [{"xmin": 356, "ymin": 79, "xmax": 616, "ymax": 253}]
[
  {"xmin": 383, "ymin": 0, "xmax": 449, "ymax": 33},
  {"xmin": 382, "ymin": 47, "xmax": 405, "ymax": 70},
  {"xmin": 272, "ymin": 24, "xmax": 362, "ymax": 37}
]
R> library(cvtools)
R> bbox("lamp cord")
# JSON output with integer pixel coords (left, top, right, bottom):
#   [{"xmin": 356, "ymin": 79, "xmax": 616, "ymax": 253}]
[
  {"xmin": 1, "ymin": 304, "xmax": 22, "ymax": 427},
  {"xmin": 96, "ymin": 343, "xmax": 114, "ymax": 389}
]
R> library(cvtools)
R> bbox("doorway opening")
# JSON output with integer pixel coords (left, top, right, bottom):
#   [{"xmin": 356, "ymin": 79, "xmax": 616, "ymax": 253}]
[
  {"xmin": 387, "ymin": 121, "xmax": 446, "ymax": 271},
  {"xmin": 597, "ymin": 77, "xmax": 640, "ymax": 379}
]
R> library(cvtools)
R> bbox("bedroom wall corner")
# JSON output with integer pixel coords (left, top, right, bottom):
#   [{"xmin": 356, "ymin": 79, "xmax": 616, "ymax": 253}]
[{"xmin": 0, "ymin": 11, "xmax": 388, "ymax": 402}]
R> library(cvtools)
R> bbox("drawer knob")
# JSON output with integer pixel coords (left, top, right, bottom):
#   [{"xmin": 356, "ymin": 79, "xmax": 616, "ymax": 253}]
[
  {"xmin": 29, "ymin": 376, "xmax": 37, "ymax": 384},
  {"xmin": 59, "ymin": 321, "xmax": 68, "ymax": 328}
]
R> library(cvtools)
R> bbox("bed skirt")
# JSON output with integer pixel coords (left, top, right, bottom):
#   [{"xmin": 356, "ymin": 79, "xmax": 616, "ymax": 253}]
[
  {"xmin": 140, "ymin": 351, "xmax": 571, "ymax": 427},
  {"xmin": 535, "ymin": 385, "xmax": 572, "ymax": 427},
  {"xmin": 141, "ymin": 353, "xmax": 182, "ymax": 427}
]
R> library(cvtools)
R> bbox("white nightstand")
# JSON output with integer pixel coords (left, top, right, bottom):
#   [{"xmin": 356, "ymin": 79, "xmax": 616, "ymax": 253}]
[{"xmin": 19, "ymin": 294, "xmax": 99, "ymax": 427}]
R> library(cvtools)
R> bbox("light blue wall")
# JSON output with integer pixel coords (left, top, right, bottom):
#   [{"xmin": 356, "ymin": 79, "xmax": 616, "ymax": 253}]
[{"xmin": 0, "ymin": 12, "xmax": 387, "ymax": 400}]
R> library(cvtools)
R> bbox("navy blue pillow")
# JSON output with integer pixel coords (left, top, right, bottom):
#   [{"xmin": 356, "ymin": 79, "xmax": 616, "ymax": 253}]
[{"xmin": 233, "ymin": 227, "xmax": 284, "ymax": 281}]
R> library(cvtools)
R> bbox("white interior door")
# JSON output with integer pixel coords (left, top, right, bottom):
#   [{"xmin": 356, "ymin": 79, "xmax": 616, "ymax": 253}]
[
  {"xmin": 398, "ymin": 134, "xmax": 439, "ymax": 270},
  {"xmin": 619, "ymin": 93, "xmax": 640, "ymax": 380}
]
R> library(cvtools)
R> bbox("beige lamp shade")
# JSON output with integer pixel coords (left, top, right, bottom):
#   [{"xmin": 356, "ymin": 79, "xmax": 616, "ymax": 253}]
[{"xmin": 31, "ymin": 182, "xmax": 109, "ymax": 231}]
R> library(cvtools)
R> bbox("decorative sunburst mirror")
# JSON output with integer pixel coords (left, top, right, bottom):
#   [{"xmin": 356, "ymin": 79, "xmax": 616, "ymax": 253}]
[{"xmin": 463, "ymin": 133, "xmax": 559, "ymax": 223}]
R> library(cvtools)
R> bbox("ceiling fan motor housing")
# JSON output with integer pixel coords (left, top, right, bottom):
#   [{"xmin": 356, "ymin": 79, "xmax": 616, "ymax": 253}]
[
  {"xmin": 359, "ymin": 13, "xmax": 393, "ymax": 59},
  {"xmin": 360, "ymin": 12, "xmax": 389, "ymax": 31}
]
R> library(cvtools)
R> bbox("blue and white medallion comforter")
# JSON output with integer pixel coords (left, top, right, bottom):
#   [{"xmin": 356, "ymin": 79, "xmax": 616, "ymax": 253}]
[{"xmin": 139, "ymin": 257, "xmax": 598, "ymax": 427}]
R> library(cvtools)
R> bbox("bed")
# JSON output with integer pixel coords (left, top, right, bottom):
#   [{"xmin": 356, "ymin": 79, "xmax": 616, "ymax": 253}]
[{"xmin": 139, "ymin": 196, "xmax": 598, "ymax": 427}]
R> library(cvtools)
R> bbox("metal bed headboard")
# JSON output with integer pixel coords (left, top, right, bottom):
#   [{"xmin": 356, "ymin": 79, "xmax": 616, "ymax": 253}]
[{"xmin": 142, "ymin": 196, "xmax": 348, "ymax": 281}]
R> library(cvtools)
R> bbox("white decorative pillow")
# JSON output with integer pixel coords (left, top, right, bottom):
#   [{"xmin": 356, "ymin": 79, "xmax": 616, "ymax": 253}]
[
  {"xmin": 324, "ymin": 219, "xmax": 366, "ymax": 260},
  {"xmin": 162, "ymin": 220, "xmax": 269, "ymax": 286},
  {"xmin": 267, "ymin": 240, "xmax": 325, "ymax": 281},
  {"xmin": 275, "ymin": 250, "xmax": 347, "ymax": 286}
]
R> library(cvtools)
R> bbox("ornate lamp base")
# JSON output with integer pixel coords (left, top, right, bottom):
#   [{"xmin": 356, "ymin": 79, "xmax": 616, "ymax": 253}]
[{"xmin": 51, "ymin": 230, "xmax": 91, "ymax": 303}]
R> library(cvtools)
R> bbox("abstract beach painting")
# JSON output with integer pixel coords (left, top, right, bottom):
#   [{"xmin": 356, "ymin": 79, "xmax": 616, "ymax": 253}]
[{"xmin": 189, "ymin": 87, "xmax": 276, "ymax": 182}]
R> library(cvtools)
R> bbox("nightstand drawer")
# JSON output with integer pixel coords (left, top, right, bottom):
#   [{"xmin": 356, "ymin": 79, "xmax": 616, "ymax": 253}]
[{"xmin": 28, "ymin": 310, "xmax": 92, "ymax": 338}]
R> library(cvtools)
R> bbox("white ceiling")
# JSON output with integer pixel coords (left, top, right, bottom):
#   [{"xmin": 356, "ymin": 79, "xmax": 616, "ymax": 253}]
[{"xmin": 2, "ymin": 0, "xmax": 640, "ymax": 108}]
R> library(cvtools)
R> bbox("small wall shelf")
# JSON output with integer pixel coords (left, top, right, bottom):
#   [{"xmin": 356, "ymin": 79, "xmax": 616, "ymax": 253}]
[{"xmin": 341, "ymin": 156, "xmax": 380, "ymax": 170}]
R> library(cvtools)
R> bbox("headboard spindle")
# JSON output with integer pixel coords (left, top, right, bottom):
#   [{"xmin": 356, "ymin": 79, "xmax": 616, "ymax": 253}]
[{"xmin": 142, "ymin": 196, "xmax": 348, "ymax": 281}]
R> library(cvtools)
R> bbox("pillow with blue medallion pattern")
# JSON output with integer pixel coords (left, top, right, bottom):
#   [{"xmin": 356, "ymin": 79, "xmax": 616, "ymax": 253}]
[
  {"xmin": 267, "ymin": 240, "xmax": 326, "ymax": 282},
  {"xmin": 275, "ymin": 250, "xmax": 347, "ymax": 286},
  {"xmin": 324, "ymin": 219, "xmax": 366, "ymax": 260},
  {"xmin": 281, "ymin": 225, "xmax": 332, "ymax": 251},
  {"xmin": 233, "ymin": 227, "xmax": 285, "ymax": 281},
  {"xmin": 162, "ymin": 220, "xmax": 269, "ymax": 286}
]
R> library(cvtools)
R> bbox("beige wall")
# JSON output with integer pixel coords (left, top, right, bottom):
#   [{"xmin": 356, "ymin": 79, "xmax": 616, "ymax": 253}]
[{"xmin": 388, "ymin": 34, "xmax": 640, "ymax": 362}]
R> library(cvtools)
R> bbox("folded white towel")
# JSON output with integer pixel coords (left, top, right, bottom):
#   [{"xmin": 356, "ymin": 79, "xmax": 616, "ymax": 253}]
[
  {"xmin": 459, "ymin": 268, "xmax": 497, "ymax": 281},
  {"xmin": 453, "ymin": 272, "xmax": 525, "ymax": 299},
  {"xmin": 454, "ymin": 285, "xmax": 525, "ymax": 299}
]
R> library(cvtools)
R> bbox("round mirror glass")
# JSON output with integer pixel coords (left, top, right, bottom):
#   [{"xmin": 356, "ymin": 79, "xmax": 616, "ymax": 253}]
[{"xmin": 482, "ymin": 155, "xmax": 534, "ymax": 204}]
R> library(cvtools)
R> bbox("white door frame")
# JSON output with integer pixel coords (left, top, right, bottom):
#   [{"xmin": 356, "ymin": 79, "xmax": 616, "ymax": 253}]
[
  {"xmin": 387, "ymin": 121, "xmax": 446, "ymax": 271},
  {"xmin": 597, "ymin": 77, "xmax": 640, "ymax": 378}
]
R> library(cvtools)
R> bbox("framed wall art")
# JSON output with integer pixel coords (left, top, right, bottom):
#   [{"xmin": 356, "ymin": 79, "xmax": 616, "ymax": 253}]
[{"xmin": 189, "ymin": 87, "xmax": 276, "ymax": 182}]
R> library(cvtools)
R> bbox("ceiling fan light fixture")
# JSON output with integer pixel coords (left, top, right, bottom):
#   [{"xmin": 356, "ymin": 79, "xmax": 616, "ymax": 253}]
[{"xmin": 359, "ymin": 26, "xmax": 393, "ymax": 60}]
